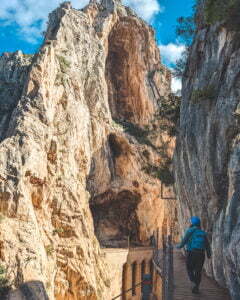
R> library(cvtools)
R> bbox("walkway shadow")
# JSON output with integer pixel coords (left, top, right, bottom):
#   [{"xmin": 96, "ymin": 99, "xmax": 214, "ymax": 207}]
[{"xmin": 3, "ymin": 281, "xmax": 49, "ymax": 300}]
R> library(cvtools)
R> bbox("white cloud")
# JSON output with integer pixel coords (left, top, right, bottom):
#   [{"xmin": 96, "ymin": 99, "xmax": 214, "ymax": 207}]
[
  {"xmin": 0, "ymin": 0, "xmax": 161, "ymax": 44},
  {"xmin": 171, "ymin": 77, "xmax": 182, "ymax": 94},
  {"xmin": 0, "ymin": 0, "xmax": 89, "ymax": 44},
  {"xmin": 123, "ymin": 0, "xmax": 162, "ymax": 21},
  {"xmin": 159, "ymin": 43, "xmax": 186, "ymax": 66}
]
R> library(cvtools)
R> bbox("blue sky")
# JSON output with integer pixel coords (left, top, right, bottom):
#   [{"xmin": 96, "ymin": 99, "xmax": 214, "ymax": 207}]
[
  {"xmin": 0, "ymin": 0, "xmax": 195, "ymax": 91},
  {"xmin": 153, "ymin": 0, "xmax": 194, "ymax": 45}
]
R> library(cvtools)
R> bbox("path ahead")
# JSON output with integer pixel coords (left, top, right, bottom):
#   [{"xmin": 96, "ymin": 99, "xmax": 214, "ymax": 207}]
[{"xmin": 173, "ymin": 250, "xmax": 230, "ymax": 300}]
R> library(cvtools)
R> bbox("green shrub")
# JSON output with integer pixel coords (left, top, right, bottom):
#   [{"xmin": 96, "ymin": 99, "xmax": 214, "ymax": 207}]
[
  {"xmin": 55, "ymin": 72, "xmax": 68, "ymax": 87},
  {"xmin": 142, "ymin": 163, "xmax": 174, "ymax": 186},
  {"xmin": 174, "ymin": 0, "xmax": 240, "ymax": 80},
  {"xmin": 156, "ymin": 94, "xmax": 180, "ymax": 122},
  {"xmin": 57, "ymin": 55, "xmax": 71, "ymax": 73},
  {"xmin": 113, "ymin": 119, "xmax": 156, "ymax": 149},
  {"xmin": 173, "ymin": 6, "xmax": 197, "ymax": 78},
  {"xmin": 176, "ymin": 16, "xmax": 195, "ymax": 46},
  {"xmin": 205, "ymin": 0, "xmax": 240, "ymax": 30},
  {"xmin": 191, "ymin": 85, "xmax": 216, "ymax": 103},
  {"xmin": 111, "ymin": 120, "xmax": 123, "ymax": 130},
  {"xmin": 158, "ymin": 123, "xmax": 177, "ymax": 137},
  {"xmin": 53, "ymin": 228, "xmax": 64, "ymax": 235},
  {"xmin": 173, "ymin": 49, "xmax": 189, "ymax": 79},
  {"xmin": 154, "ymin": 94, "xmax": 180, "ymax": 137},
  {"xmin": 45, "ymin": 245, "xmax": 54, "ymax": 257},
  {"xmin": 156, "ymin": 166, "xmax": 175, "ymax": 186}
]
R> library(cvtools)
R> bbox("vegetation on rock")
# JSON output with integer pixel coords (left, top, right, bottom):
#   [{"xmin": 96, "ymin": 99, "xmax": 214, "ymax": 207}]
[
  {"xmin": 173, "ymin": 14, "xmax": 196, "ymax": 78},
  {"xmin": 143, "ymin": 160, "xmax": 174, "ymax": 186},
  {"xmin": 173, "ymin": 50, "xmax": 189, "ymax": 79},
  {"xmin": 0, "ymin": 264, "xmax": 10, "ymax": 297},
  {"xmin": 205, "ymin": 0, "xmax": 240, "ymax": 30},
  {"xmin": 53, "ymin": 228, "xmax": 64, "ymax": 235},
  {"xmin": 174, "ymin": 0, "xmax": 240, "ymax": 79},
  {"xmin": 113, "ymin": 119, "xmax": 157, "ymax": 149},
  {"xmin": 155, "ymin": 94, "xmax": 181, "ymax": 135},
  {"xmin": 176, "ymin": 16, "xmax": 195, "ymax": 46},
  {"xmin": 111, "ymin": 94, "xmax": 179, "ymax": 186},
  {"xmin": 57, "ymin": 55, "xmax": 71, "ymax": 73},
  {"xmin": 191, "ymin": 85, "xmax": 216, "ymax": 103},
  {"xmin": 45, "ymin": 245, "xmax": 54, "ymax": 257}
]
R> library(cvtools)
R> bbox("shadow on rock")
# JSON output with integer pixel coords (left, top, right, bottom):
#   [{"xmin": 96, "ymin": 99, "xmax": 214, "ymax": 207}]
[{"xmin": 2, "ymin": 281, "xmax": 49, "ymax": 300}]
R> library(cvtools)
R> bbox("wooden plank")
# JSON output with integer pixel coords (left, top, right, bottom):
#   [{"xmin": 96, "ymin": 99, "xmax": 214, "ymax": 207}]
[{"xmin": 173, "ymin": 251, "xmax": 230, "ymax": 300}]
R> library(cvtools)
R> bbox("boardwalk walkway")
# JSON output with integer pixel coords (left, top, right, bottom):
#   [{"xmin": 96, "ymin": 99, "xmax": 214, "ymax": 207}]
[{"xmin": 173, "ymin": 250, "xmax": 230, "ymax": 300}]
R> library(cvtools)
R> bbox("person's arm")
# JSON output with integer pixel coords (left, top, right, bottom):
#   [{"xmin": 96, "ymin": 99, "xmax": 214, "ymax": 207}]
[
  {"xmin": 176, "ymin": 229, "xmax": 193, "ymax": 249},
  {"xmin": 205, "ymin": 235, "xmax": 211, "ymax": 258}
]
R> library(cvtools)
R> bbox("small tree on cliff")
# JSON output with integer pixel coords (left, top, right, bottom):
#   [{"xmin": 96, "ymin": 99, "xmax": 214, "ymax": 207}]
[
  {"xmin": 173, "ymin": 16, "xmax": 195, "ymax": 78},
  {"xmin": 205, "ymin": 0, "xmax": 240, "ymax": 30},
  {"xmin": 173, "ymin": 0, "xmax": 240, "ymax": 79}
]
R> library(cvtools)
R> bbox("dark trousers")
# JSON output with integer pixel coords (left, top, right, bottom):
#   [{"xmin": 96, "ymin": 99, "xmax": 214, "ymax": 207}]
[{"xmin": 186, "ymin": 250, "xmax": 205, "ymax": 287}]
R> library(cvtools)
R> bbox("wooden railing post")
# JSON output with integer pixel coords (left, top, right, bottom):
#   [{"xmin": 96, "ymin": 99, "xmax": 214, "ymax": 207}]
[{"xmin": 151, "ymin": 228, "xmax": 174, "ymax": 300}]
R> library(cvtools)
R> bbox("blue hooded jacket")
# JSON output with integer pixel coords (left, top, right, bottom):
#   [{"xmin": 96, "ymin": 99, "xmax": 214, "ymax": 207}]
[{"xmin": 177, "ymin": 226, "xmax": 211, "ymax": 257}]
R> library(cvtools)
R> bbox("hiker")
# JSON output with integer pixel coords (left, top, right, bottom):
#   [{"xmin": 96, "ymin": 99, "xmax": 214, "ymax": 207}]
[
  {"xmin": 150, "ymin": 233, "xmax": 156, "ymax": 248},
  {"xmin": 176, "ymin": 216, "xmax": 211, "ymax": 294},
  {"xmin": 141, "ymin": 274, "xmax": 152, "ymax": 300}
]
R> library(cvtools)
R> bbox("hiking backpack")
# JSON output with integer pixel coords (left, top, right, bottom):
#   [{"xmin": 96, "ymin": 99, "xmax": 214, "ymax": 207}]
[{"xmin": 189, "ymin": 228, "xmax": 207, "ymax": 250}]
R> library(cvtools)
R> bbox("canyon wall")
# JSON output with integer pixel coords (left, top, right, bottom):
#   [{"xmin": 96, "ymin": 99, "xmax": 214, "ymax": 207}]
[
  {"xmin": 0, "ymin": 0, "xmax": 176, "ymax": 299},
  {"xmin": 174, "ymin": 6, "xmax": 240, "ymax": 299}
]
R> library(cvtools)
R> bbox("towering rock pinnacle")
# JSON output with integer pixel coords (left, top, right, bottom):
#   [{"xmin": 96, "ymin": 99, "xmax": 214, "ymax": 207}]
[{"xmin": 0, "ymin": 1, "xmax": 176, "ymax": 299}]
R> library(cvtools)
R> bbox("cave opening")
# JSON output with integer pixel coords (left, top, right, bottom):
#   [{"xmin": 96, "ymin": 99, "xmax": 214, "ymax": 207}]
[{"xmin": 90, "ymin": 189, "xmax": 141, "ymax": 248}]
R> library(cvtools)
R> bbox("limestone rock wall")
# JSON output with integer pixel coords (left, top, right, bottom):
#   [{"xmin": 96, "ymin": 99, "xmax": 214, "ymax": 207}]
[
  {"xmin": 0, "ymin": 3, "xmax": 112, "ymax": 299},
  {"xmin": 0, "ymin": 0, "xmax": 176, "ymax": 299},
  {"xmin": 0, "ymin": 52, "xmax": 32, "ymax": 140},
  {"xmin": 174, "ymin": 11, "xmax": 240, "ymax": 300}
]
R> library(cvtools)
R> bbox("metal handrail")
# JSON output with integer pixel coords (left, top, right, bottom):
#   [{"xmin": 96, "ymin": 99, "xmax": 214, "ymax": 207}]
[
  {"xmin": 152, "ymin": 249, "xmax": 162, "ymax": 277},
  {"xmin": 112, "ymin": 281, "xmax": 143, "ymax": 300},
  {"xmin": 111, "ymin": 232, "xmax": 173, "ymax": 300},
  {"xmin": 151, "ymin": 234, "xmax": 174, "ymax": 300}
]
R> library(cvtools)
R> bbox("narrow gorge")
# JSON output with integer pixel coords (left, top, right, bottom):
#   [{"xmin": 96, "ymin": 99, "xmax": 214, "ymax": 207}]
[{"xmin": 0, "ymin": 0, "xmax": 239, "ymax": 299}]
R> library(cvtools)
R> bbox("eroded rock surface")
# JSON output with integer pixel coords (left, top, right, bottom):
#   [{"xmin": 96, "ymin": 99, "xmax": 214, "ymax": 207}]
[
  {"xmin": 174, "ymin": 7, "xmax": 240, "ymax": 299},
  {"xmin": 0, "ymin": 0, "xmax": 176, "ymax": 299},
  {"xmin": 0, "ymin": 52, "xmax": 32, "ymax": 140}
]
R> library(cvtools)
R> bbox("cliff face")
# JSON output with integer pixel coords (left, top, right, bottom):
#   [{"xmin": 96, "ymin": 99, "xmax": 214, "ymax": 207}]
[
  {"xmin": 0, "ymin": 52, "xmax": 32, "ymax": 141},
  {"xmin": 174, "ymin": 10, "xmax": 240, "ymax": 299},
  {"xmin": 0, "ymin": 1, "xmax": 175, "ymax": 299}
]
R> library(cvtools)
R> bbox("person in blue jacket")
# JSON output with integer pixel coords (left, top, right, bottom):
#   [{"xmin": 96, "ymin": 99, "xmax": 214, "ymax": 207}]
[
  {"xmin": 141, "ymin": 274, "xmax": 152, "ymax": 300},
  {"xmin": 176, "ymin": 216, "xmax": 211, "ymax": 294}
]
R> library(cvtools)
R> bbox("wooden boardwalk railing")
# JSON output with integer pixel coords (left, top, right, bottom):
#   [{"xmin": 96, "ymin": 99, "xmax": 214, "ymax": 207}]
[
  {"xmin": 110, "ymin": 234, "xmax": 231, "ymax": 300},
  {"xmin": 152, "ymin": 234, "xmax": 174, "ymax": 300}
]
